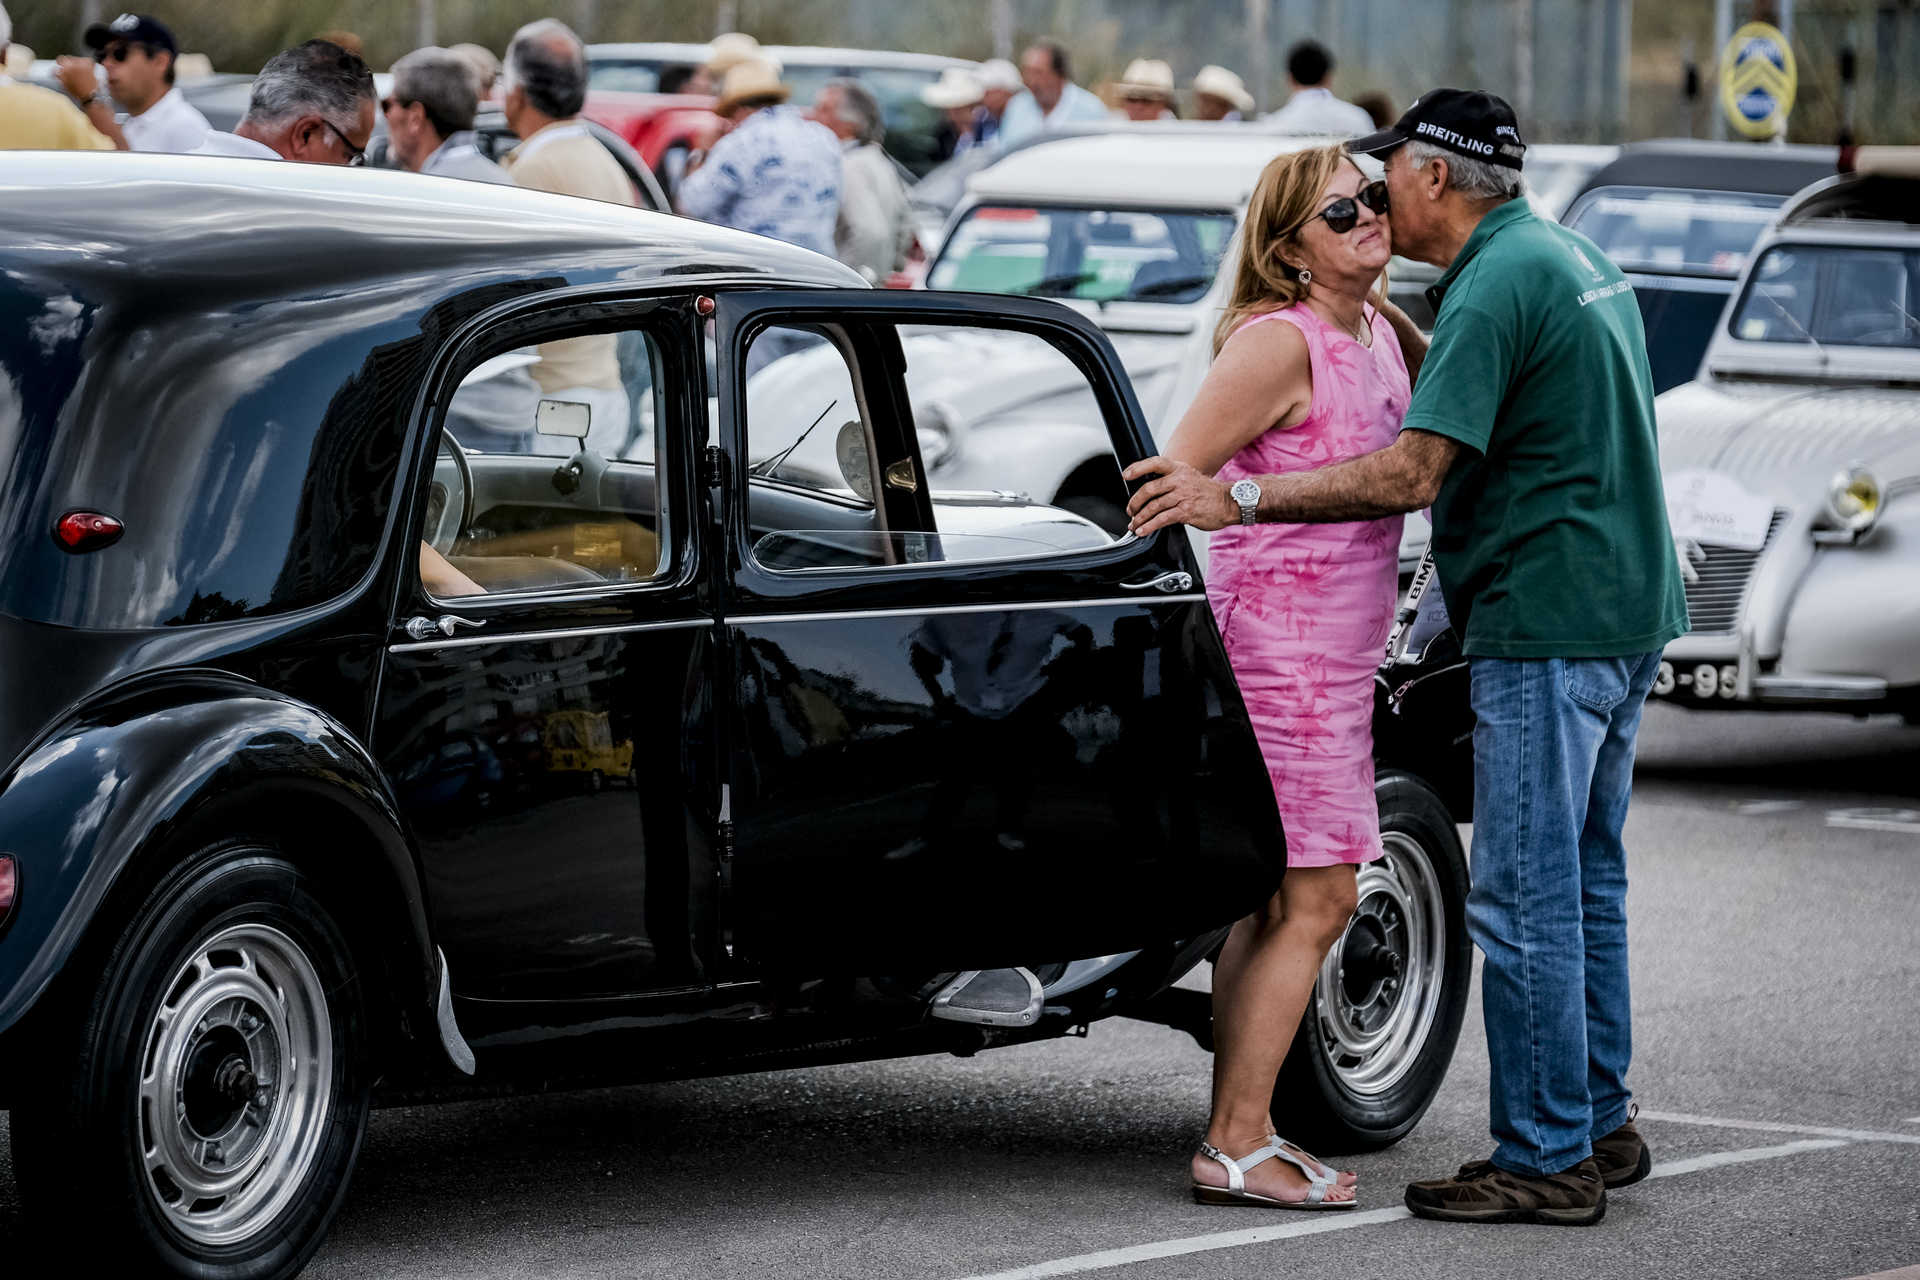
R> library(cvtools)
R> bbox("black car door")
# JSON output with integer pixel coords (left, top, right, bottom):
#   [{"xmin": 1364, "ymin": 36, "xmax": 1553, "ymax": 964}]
[
  {"xmin": 376, "ymin": 296, "xmax": 719, "ymax": 1003},
  {"xmin": 712, "ymin": 289, "xmax": 1283, "ymax": 976}
]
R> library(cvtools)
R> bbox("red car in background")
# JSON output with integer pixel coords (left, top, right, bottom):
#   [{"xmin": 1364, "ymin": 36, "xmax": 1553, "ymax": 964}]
[{"xmin": 579, "ymin": 90, "xmax": 719, "ymax": 203}]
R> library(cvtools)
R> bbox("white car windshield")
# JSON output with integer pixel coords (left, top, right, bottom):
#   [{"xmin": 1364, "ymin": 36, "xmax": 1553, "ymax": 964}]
[
  {"xmin": 1566, "ymin": 186, "xmax": 1783, "ymax": 277},
  {"xmin": 1730, "ymin": 244, "xmax": 1920, "ymax": 350},
  {"xmin": 929, "ymin": 205, "xmax": 1237, "ymax": 304}
]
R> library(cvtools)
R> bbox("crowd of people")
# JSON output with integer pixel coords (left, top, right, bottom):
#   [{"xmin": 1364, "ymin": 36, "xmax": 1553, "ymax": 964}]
[{"xmin": 1, "ymin": 8, "xmax": 1399, "ymax": 290}]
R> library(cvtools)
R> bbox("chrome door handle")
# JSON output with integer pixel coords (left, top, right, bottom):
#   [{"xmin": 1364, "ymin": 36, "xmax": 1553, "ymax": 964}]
[
  {"xmin": 404, "ymin": 615, "xmax": 487, "ymax": 640},
  {"xmin": 1119, "ymin": 571, "xmax": 1194, "ymax": 594}
]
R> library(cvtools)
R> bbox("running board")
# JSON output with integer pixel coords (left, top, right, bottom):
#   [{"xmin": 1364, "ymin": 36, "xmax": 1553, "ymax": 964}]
[{"xmin": 927, "ymin": 967, "xmax": 1044, "ymax": 1028}]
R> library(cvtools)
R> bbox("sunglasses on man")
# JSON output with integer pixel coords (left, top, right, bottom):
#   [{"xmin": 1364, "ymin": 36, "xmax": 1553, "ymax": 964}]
[
  {"xmin": 96, "ymin": 42, "xmax": 155, "ymax": 63},
  {"xmin": 321, "ymin": 120, "xmax": 367, "ymax": 167},
  {"xmin": 1297, "ymin": 180, "xmax": 1391, "ymax": 235}
]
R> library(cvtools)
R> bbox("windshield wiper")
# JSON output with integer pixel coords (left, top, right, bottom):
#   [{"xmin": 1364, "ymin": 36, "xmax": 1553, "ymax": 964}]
[
  {"xmin": 1126, "ymin": 274, "xmax": 1214, "ymax": 299},
  {"xmin": 1021, "ymin": 271, "xmax": 1098, "ymax": 297},
  {"xmin": 749, "ymin": 399, "xmax": 838, "ymax": 478},
  {"xmin": 1759, "ymin": 290, "xmax": 1829, "ymax": 364}
]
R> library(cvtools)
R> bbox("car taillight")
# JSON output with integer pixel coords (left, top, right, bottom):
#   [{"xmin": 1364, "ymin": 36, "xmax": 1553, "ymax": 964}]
[
  {"xmin": 0, "ymin": 855, "xmax": 16, "ymax": 934},
  {"xmin": 54, "ymin": 510, "xmax": 124, "ymax": 553}
]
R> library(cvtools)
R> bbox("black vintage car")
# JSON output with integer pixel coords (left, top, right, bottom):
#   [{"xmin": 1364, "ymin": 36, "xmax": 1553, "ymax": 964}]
[{"xmin": 0, "ymin": 153, "xmax": 1473, "ymax": 1278}]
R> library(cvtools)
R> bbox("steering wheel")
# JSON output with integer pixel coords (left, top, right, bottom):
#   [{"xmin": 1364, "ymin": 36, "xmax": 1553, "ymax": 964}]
[{"xmin": 425, "ymin": 437, "xmax": 474, "ymax": 556}]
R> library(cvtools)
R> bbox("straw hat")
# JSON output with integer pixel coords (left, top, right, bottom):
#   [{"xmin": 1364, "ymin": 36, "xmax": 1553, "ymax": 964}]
[
  {"xmin": 1114, "ymin": 58, "xmax": 1175, "ymax": 102},
  {"xmin": 714, "ymin": 56, "xmax": 789, "ymax": 114},
  {"xmin": 976, "ymin": 58, "xmax": 1023, "ymax": 93},
  {"xmin": 1191, "ymin": 64, "xmax": 1255, "ymax": 114},
  {"xmin": 706, "ymin": 32, "xmax": 765, "ymax": 76},
  {"xmin": 172, "ymin": 51, "xmax": 214, "ymax": 81},
  {"xmin": 921, "ymin": 67, "xmax": 984, "ymax": 110},
  {"xmin": 5, "ymin": 45, "xmax": 36, "ymax": 79}
]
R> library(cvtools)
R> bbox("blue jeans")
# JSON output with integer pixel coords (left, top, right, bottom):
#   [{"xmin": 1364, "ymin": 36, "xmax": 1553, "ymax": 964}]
[{"xmin": 1466, "ymin": 652, "xmax": 1661, "ymax": 1176}]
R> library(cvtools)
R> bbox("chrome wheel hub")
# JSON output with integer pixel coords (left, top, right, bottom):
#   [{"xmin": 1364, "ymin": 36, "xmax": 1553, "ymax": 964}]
[
  {"xmin": 136, "ymin": 923, "xmax": 331, "ymax": 1247},
  {"xmin": 1313, "ymin": 831, "xmax": 1447, "ymax": 1097}
]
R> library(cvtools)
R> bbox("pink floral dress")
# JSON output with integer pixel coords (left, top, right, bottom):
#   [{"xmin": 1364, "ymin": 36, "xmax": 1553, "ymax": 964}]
[{"xmin": 1207, "ymin": 303, "xmax": 1410, "ymax": 867}]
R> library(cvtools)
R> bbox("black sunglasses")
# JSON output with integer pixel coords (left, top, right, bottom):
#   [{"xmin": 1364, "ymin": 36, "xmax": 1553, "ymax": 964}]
[
  {"xmin": 97, "ymin": 42, "xmax": 153, "ymax": 63},
  {"xmin": 321, "ymin": 120, "xmax": 367, "ymax": 167},
  {"xmin": 1298, "ymin": 180, "xmax": 1391, "ymax": 235}
]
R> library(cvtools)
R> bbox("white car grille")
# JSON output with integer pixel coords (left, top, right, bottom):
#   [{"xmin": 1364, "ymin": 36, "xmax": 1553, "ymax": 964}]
[{"xmin": 1681, "ymin": 509, "xmax": 1788, "ymax": 636}]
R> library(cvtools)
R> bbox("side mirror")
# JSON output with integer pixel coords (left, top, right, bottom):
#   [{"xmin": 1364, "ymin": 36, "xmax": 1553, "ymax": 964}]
[{"xmin": 536, "ymin": 398, "xmax": 591, "ymax": 440}]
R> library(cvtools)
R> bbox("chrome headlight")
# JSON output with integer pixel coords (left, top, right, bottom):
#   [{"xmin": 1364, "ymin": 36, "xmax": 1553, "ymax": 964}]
[{"xmin": 1825, "ymin": 466, "xmax": 1881, "ymax": 535}]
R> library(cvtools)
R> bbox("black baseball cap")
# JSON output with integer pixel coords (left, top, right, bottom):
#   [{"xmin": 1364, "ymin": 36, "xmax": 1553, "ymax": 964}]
[
  {"xmin": 83, "ymin": 13, "xmax": 178, "ymax": 56},
  {"xmin": 1349, "ymin": 88, "xmax": 1526, "ymax": 171}
]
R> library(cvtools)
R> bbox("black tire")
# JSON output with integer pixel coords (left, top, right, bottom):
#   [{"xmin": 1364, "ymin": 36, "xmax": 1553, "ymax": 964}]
[
  {"xmin": 1056, "ymin": 493, "xmax": 1130, "ymax": 537},
  {"xmin": 1274, "ymin": 770, "xmax": 1471, "ymax": 1152},
  {"xmin": 10, "ymin": 841, "xmax": 371, "ymax": 1279}
]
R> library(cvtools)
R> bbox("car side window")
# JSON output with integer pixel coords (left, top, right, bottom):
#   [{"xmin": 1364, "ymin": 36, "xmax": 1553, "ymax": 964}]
[
  {"xmin": 419, "ymin": 322, "xmax": 672, "ymax": 600},
  {"xmin": 741, "ymin": 318, "xmax": 1129, "ymax": 574}
]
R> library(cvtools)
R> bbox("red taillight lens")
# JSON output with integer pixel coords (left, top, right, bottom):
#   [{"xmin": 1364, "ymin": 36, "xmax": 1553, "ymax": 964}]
[
  {"xmin": 0, "ymin": 855, "xmax": 16, "ymax": 933},
  {"xmin": 54, "ymin": 510, "xmax": 124, "ymax": 553}
]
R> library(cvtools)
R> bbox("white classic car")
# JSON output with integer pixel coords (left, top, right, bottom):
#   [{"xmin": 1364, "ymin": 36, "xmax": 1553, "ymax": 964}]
[{"xmin": 1654, "ymin": 152, "xmax": 1920, "ymax": 717}]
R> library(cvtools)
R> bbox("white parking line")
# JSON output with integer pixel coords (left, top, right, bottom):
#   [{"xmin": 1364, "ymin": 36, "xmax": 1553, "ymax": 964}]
[
  {"xmin": 954, "ymin": 1208, "xmax": 1411, "ymax": 1280},
  {"xmin": 1641, "ymin": 1110, "xmax": 1920, "ymax": 1147},
  {"xmin": 1734, "ymin": 799, "xmax": 1804, "ymax": 816},
  {"xmin": 1644, "ymin": 1138, "xmax": 1848, "ymax": 1178},
  {"xmin": 1905, "ymin": 1116, "xmax": 1920, "ymax": 1125},
  {"xmin": 1825, "ymin": 807, "xmax": 1920, "ymax": 835},
  {"xmin": 951, "ymin": 1138, "xmax": 1853, "ymax": 1280}
]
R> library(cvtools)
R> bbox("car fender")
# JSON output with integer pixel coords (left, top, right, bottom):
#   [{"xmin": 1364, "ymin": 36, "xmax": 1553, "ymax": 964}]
[
  {"xmin": 1779, "ymin": 492, "xmax": 1920, "ymax": 688},
  {"xmin": 0, "ymin": 674, "xmax": 438, "ymax": 1051}
]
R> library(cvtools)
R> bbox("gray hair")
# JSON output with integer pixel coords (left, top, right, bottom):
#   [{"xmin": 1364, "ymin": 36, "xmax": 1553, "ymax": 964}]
[
  {"xmin": 504, "ymin": 19, "xmax": 587, "ymax": 120},
  {"xmin": 1404, "ymin": 139, "xmax": 1524, "ymax": 202},
  {"xmin": 244, "ymin": 40, "xmax": 375, "ymax": 133},
  {"xmin": 391, "ymin": 47, "xmax": 480, "ymax": 138},
  {"xmin": 824, "ymin": 77, "xmax": 885, "ymax": 146}
]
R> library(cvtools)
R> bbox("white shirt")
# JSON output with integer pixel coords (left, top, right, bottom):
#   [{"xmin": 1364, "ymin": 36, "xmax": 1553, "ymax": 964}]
[
  {"xmin": 191, "ymin": 131, "xmax": 281, "ymax": 159},
  {"xmin": 1261, "ymin": 87, "xmax": 1375, "ymax": 137},
  {"xmin": 122, "ymin": 86, "xmax": 212, "ymax": 154}
]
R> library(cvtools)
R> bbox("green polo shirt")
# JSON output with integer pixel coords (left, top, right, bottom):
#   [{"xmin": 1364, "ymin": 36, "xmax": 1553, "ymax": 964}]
[{"xmin": 1404, "ymin": 197, "xmax": 1688, "ymax": 658}]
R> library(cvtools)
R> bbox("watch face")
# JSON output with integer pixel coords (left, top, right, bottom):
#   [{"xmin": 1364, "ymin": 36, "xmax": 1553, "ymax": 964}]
[{"xmin": 1231, "ymin": 479, "xmax": 1260, "ymax": 504}]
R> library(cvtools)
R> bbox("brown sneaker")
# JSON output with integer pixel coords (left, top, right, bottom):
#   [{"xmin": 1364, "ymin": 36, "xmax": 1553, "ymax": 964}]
[
  {"xmin": 1591, "ymin": 1113, "xmax": 1653, "ymax": 1189},
  {"xmin": 1404, "ymin": 1157, "xmax": 1607, "ymax": 1225}
]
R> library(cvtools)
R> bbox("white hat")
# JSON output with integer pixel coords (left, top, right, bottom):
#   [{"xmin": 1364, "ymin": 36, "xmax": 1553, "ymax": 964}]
[
  {"xmin": 715, "ymin": 55, "xmax": 789, "ymax": 114},
  {"xmin": 705, "ymin": 32, "xmax": 764, "ymax": 76},
  {"xmin": 921, "ymin": 67, "xmax": 984, "ymax": 110},
  {"xmin": 976, "ymin": 58, "xmax": 1023, "ymax": 93},
  {"xmin": 1192, "ymin": 64, "xmax": 1255, "ymax": 114},
  {"xmin": 1114, "ymin": 58, "xmax": 1176, "ymax": 101}
]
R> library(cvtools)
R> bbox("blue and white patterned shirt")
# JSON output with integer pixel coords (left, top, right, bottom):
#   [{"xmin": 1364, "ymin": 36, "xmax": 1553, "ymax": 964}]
[{"xmin": 676, "ymin": 105, "xmax": 843, "ymax": 258}]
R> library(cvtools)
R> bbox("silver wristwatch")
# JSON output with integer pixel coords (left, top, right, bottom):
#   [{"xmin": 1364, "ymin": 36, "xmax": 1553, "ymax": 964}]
[{"xmin": 1230, "ymin": 478, "xmax": 1261, "ymax": 525}]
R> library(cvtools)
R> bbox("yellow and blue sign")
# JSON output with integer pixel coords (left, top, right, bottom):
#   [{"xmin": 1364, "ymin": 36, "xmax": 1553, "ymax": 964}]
[{"xmin": 1719, "ymin": 21, "xmax": 1797, "ymax": 140}]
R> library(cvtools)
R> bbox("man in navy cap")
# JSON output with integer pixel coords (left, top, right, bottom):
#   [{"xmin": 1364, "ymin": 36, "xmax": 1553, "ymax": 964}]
[
  {"xmin": 1125, "ymin": 89, "xmax": 1685, "ymax": 1226},
  {"xmin": 56, "ymin": 12, "xmax": 209, "ymax": 153}
]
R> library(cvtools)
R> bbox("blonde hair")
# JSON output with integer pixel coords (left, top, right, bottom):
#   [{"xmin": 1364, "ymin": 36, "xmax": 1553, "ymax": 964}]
[{"xmin": 1214, "ymin": 144, "xmax": 1380, "ymax": 356}]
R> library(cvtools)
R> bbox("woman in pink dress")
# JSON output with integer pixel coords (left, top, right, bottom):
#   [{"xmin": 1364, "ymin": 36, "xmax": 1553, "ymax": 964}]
[{"xmin": 1125, "ymin": 144, "xmax": 1429, "ymax": 1209}]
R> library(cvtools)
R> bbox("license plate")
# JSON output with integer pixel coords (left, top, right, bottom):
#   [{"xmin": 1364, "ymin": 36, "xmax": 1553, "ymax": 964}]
[{"xmin": 1653, "ymin": 660, "xmax": 1741, "ymax": 701}]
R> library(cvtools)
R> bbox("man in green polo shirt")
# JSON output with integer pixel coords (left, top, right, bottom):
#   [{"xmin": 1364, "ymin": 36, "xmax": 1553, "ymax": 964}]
[{"xmin": 1124, "ymin": 89, "xmax": 1686, "ymax": 1225}]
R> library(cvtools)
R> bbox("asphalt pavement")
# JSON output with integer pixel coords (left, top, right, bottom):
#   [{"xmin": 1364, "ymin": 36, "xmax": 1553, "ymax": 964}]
[{"xmin": 4, "ymin": 705, "xmax": 1918, "ymax": 1278}]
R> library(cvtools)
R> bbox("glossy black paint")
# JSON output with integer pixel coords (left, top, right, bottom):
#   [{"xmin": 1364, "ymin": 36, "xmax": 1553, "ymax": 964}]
[
  {"xmin": 0, "ymin": 155, "xmax": 858, "ymax": 1065},
  {"xmin": 0, "ymin": 155, "xmax": 1317, "ymax": 1106}
]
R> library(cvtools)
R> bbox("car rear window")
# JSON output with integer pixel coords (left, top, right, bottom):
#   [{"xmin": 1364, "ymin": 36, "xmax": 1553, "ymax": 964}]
[
  {"xmin": 1565, "ymin": 186, "xmax": 1783, "ymax": 277},
  {"xmin": 928, "ymin": 204, "xmax": 1237, "ymax": 304}
]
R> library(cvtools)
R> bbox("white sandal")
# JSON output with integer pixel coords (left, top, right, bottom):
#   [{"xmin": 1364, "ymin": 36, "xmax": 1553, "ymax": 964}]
[
  {"xmin": 1192, "ymin": 1137, "xmax": 1356, "ymax": 1210},
  {"xmin": 1269, "ymin": 1134, "xmax": 1357, "ymax": 1188}
]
